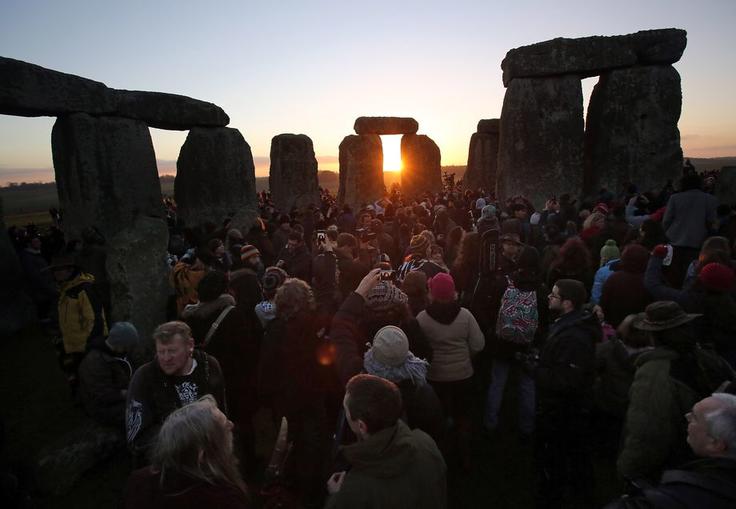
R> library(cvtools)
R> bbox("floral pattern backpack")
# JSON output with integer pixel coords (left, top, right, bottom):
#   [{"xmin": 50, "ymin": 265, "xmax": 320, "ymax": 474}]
[{"xmin": 496, "ymin": 276, "xmax": 539, "ymax": 345}]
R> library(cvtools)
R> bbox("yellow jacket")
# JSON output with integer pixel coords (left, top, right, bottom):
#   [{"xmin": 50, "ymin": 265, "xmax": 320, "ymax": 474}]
[{"xmin": 58, "ymin": 272, "xmax": 108, "ymax": 353}]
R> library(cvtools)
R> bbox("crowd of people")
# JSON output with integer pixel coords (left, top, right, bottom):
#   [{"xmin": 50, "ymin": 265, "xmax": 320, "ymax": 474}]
[{"xmin": 6, "ymin": 164, "xmax": 736, "ymax": 508}]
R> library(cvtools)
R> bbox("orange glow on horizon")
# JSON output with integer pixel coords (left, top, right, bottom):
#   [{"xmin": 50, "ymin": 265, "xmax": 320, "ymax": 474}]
[{"xmin": 381, "ymin": 135, "xmax": 402, "ymax": 172}]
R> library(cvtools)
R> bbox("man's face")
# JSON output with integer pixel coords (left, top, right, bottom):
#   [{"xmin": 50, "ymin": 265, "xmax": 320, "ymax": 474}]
[
  {"xmin": 502, "ymin": 240, "xmax": 521, "ymax": 260},
  {"xmin": 156, "ymin": 334, "xmax": 194, "ymax": 376},
  {"xmin": 214, "ymin": 244, "xmax": 225, "ymax": 256},
  {"xmin": 30, "ymin": 237, "xmax": 42, "ymax": 250},
  {"xmin": 361, "ymin": 215, "xmax": 372, "ymax": 228},
  {"xmin": 513, "ymin": 208, "xmax": 528, "ymax": 220},
  {"xmin": 548, "ymin": 285, "xmax": 563, "ymax": 312},
  {"xmin": 211, "ymin": 406, "xmax": 235, "ymax": 454},
  {"xmin": 287, "ymin": 239, "xmax": 298, "ymax": 251},
  {"xmin": 686, "ymin": 397, "xmax": 722, "ymax": 457}
]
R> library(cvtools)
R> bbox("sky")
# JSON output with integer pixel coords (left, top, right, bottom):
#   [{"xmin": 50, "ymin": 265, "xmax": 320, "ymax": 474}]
[{"xmin": 1, "ymin": 0, "xmax": 735, "ymax": 185}]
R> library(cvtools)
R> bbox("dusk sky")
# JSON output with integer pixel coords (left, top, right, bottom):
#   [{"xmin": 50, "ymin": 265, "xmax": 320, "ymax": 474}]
[{"xmin": 1, "ymin": 0, "xmax": 734, "ymax": 184}]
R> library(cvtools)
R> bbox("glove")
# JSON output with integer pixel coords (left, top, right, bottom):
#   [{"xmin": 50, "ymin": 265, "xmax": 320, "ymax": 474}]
[{"xmin": 652, "ymin": 244, "xmax": 668, "ymax": 259}]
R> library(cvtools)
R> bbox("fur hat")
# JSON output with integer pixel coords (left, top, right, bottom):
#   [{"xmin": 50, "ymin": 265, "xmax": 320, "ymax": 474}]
[
  {"xmin": 262, "ymin": 266, "xmax": 288, "ymax": 293},
  {"xmin": 240, "ymin": 244, "xmax": 261, "ymax": 262},
  {"xmin": 369, "ymin": 325, "xmax": 409, "ymax": 367}
]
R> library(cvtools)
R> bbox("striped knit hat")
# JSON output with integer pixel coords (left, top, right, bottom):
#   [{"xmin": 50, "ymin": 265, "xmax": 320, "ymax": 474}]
[{"xmin": 240, "ymin": 244, "xmax": 261, "ymax": 262}]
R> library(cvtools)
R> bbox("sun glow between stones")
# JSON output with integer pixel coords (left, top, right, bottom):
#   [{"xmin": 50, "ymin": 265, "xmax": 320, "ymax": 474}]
[{"xmin": 381, "ymin": 135, "xmax": 402, "ymax": 172}]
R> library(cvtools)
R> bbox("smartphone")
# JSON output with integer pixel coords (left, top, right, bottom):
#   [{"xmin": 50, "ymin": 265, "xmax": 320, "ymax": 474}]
[
  {"xmin": 380, "ymin": 270, "xmax": 395, "ymax": 281},
  {"xmin": 662, "ymin": 245, "xmax": 674, "ymax": 266},
  {"xmin": 316, "ymin": 231, "xmax": 326, "ymax": 244}
]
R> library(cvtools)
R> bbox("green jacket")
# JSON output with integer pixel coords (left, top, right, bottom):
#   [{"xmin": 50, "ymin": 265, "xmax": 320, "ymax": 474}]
[
  {"xmin": 326, "ymin": 420, "xmax": 446, "ymax": 509},
  {"xmin": 617, "ymin": 346, "xmax": 734, "ymax": 481}
]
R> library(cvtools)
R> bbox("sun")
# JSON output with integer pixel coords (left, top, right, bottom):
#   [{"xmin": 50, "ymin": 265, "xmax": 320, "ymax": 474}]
[{"xmin": 381, "ymin": 135, "xmax": 402, "ymax": 172}]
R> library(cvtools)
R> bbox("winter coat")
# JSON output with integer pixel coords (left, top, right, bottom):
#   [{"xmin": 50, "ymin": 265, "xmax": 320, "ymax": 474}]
[
  {"xmin": 124, "ymin": 466, "xmax": 251, "ymax": 509},
  {"xmin": 617, "ymin": 346, "xmax": 734, "ymax": 481},
  {"xmin": 605, "ymin": 457, "xmax": 736, "ymax": 509},
  {"xmin": 326, "ymin": 420, "xmax": 446, "ymax": 509},
  {"xmin": 536, "ymin": 310, "xmax": 601, "ymax": 413},
  {"xmin": 58, "ymin": 272, "xmax": 108, "ymax": 353},
  {"xmin": 593, "ymin": 339, "xmax": 650, "ymax": 419},
  {"xmin": 125, "ymin": 350, "xmax": 225, "ymax": 460},
  {"xmin": 591, "ymin": 259, "xmax": 618, "ymax": 305},
  {"xmin": 417, "ymin": 302, "xmax": 485, "ymax": 382},
  {"xmin": 663, "ymin": 189, "xmax": 718, "ymax": 248},
  {"xmin": 78, "ymin": 336, "xmax": 133, "ymax": 425},
  {"xmin": 330, "ymin": 292, "xmax": 433, "ymax": 386}
]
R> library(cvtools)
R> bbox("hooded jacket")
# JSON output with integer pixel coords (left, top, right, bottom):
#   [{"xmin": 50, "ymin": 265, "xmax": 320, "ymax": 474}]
[
  {"xmin": 417, "ymin": 302, "xmax": 485, "ymax": 382},
  {"xmin": 326, "ymin": 420, "xmax": 446, "ymax": 509},
  {"xmin": 78, "ymin": 335, "xmax": 132, "ymax": 425},
  {"xmin": 58, "ymin": 272, "xmax": 108, "ymax": 353}
]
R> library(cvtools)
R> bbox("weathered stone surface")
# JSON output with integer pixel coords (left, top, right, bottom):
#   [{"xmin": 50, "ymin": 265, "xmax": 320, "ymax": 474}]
[
  {"xmin": 497, "ymin": 76, "xmax": 584, "ymax": 208},
  {"xmin": 401, "ymin": 135, "xmax": 442, "ymax": 198},
  {"xmin": 175, "ymin": 127, "xmax": 257, "ymax": 230},
  {"xmin": 107, "ymin": 216, "xmax": 169, "ymax": 345},
  {"xmin": 269, "ymin": 134, "xmax": 320, "ymax": 211},
  {"xmin": 477, "ymin": 119, "xmax": 500, "ymax": 134},
  {"xmin": 501, "ymin": 28, "xmax": 686, "ymax": 86},
  {"xmin": 716, "ymin": 167, "xmax": 736, "ymax": 206},
  {"xmin": 51, "ymin": 113, "xmax": 165, "ymax": 241},
  {"xmin": 337, "ymin": 135, "xmax": 384, "ymax": 208},
  {"xmin": 584, "ymin": 65, "xmax": 682, "ymax": 195},
  {"xmin": 36, "ymin": 419, "xmax": 124, "ymax": 495},
  {"xmin": 464, "ymin": 131, "xmax": 499, "ymax": 192},
  {"xmin": 354, "ymin": 117, "xmax": 419, "ymax": 135},
  {"xmin": 1, "ymin": 56, "xmax": 230, "ymax": 129},
  {"xmin": 0, "ymin": 56, "xmax": 115, "ymax": 117},
  {"xmin": 0, "ymin": 196, "xmax": 36, "ymax": 337},
  {"xmin": 111, "ymin": 89, "xmax": 229, "ymax": 130}
]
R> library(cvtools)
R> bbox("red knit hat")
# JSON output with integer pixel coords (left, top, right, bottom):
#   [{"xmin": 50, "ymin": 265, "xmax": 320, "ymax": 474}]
[
  {"xmin": 698, "ymin": 262, "xmax": 735, "ymax": 293},
  {"xmin": 428, "ymin": 273, "xmax": 456, "ymax": 302}
]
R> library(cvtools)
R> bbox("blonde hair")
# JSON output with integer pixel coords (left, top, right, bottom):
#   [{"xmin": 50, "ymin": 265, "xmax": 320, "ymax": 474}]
[
  {"xmin": 153, "ymin": 395, "xmax": 247, "ymax": 497},
  {"xmin": 153, "ymin": 321, "xmax": 192, "ymax": 344}
]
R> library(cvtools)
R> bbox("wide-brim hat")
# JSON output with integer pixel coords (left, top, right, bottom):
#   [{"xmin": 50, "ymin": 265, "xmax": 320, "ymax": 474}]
[{"xmin": 633, "ymin": 301, "xmax": 701, "ymax": 332}]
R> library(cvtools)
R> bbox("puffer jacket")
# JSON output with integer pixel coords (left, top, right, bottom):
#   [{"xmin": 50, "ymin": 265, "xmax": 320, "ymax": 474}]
[{"xmin": 417, "ymin": 302, "xmax": 485, "ymax": 382}]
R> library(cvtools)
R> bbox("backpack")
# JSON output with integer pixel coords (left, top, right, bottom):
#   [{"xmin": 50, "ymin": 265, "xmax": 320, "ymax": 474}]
[{"xmin": 496, "ymin": 276, "xmax": 539, "ymax": 345}]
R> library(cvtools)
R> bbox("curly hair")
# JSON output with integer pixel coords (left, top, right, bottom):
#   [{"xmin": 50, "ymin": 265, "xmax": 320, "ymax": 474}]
[
  {"xmin": 275, "ymin": 278, "xmax": 316, "ymax": 320},
  {"xmin": 550, "ymin": 237, "xmax": 592, "ymax": 273}
]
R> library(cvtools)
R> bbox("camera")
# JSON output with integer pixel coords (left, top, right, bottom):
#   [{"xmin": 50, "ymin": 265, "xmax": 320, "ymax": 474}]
[{"xmin": 379, "ymin": 270, "xmax": 395, "ymax": 281}]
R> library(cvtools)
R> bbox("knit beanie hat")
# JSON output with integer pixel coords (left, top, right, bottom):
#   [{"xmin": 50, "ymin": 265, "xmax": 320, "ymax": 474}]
[
  {"xmin": 481, "ymin": 204, "xmax": 497, "ymax": 220},
  {"xmin": 699, "ymin": 262, "xmax": 735, "ymax": 293},
  {"xmin": 409, "ymin": 234, "xmax": 430, "ymax": 256},
  {"xmin": 600, "ymin": 239, "xmax": 620, "ymax": 263},
  {"xmin": 369, "ymin": 326, "xmax": 409, "ymax": 367},
  {"xmin": 366, "ymin": 281, "xmax": 409, "ymax": 313},
  {"xmin": 106, "ymin": 322, "xmax": 139, "ymax": 351},
  {"xmin": 240, "ymin": 244, "xmax": 261, "ymax": 262},
  {"xmin": 428, "ymin": 273, "xmax": 456, "ymax": 302}
]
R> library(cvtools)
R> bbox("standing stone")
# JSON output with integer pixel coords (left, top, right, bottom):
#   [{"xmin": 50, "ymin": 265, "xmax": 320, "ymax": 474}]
[
  {"xmin": 175, "ymin": 127, "xmax": 257, "ymax": 231},
  {"xmin": 337, "ymin": 135, "xmax": 384, "ymax": 209},
  {"xmin": 465, "ymin": 119, "xmax": 500, "ymax": 192},
  {"xmin": 51, "ymin": 113, "xmax": 164, "ymax": 240},
  {"xmin": 584, "ymin": 65, "xmax": 682, "ymax": 195},
  {"xmin": 497, "ymin": 76, "xmax": 584, "ymax": 208},
  {"xmin": 269, "ymin": 134, "xmax": 320, "ymax": 212},
  {"xmin": 354, "ymin": 117, "xmax": 419, "ymax": 135},
  {"xmin": 401, "ymin": 135, "xmax": 442, "ymax": 198},
  {"xmin": 51, "ymin": 113, "xmax": 168, "ymax": 341}
]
